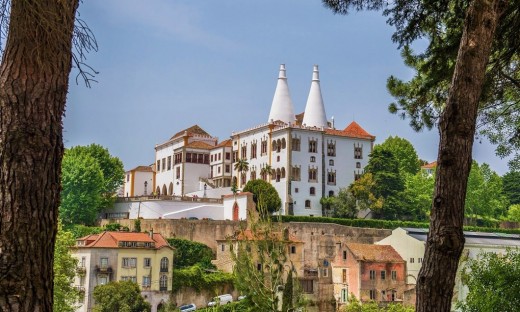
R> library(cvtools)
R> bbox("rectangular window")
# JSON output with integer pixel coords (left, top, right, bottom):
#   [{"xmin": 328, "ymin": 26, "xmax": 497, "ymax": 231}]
[
  {"xmin": 354, "ymin": 146, "xmax": 363, "ymax": 159},
  {"xmin": 308, "ymin": 139, "xmax": 317, "ymax": 153},
  {"xmin": 308, "ymin": 168, "xmax": 317, "ymax": 182},
  {"xmin": 241, "ymin": 145, "xmax": 247, "ymax": 159},
  {"xmin": 100, "ymin": 257, "xmax": 108, "ymax": 268},
  {"xmin": 327, "ymin": 172, "xmax": 336, "ymax": 185},
  {"xmin": 322, "ymin": 268, "xmax": 328, "ymax": 277},
  {"xmin": 176, "ymin": 167, "xmax": 180, "ymax": 179},
  {"xmin": 418, "ymin": 257, "xmax": 423, "ymax": 263},
  {"xmin": 126, "ymin": 174, "xmax": 130, "ymax": 182},
  {"xmin": 370, "ymin": 289, "xmax": 377, "ymax": 300},
  {"xmin": 226, "ymin": 152, "xmax": 230, "ymax": 160},
  {"xmin": 251, "ymin": 143, "xmax": 257, "ymax": 159},
  {"xmin": 142, "ymin": 276, "xmax": 151, "ymax": 287},
  {"xmin": 327, "ymin": 142, "xmax": 336, "ymax": 156},
  {"xmin": 369, "ymin": 270, "xmax": 376, "ymax": 280},
  {"xmin": 162, "ymin": 158, "xmax": 166, "ymax": 171},
  {"xmin": 167, "ymin": 156, "xmax": 172, "ymax": 170},
  {"xmin": 290, "ymin": 245, "xmax": 296, "ymax": 254},
  {"xmin": 98, "ymin": 275, "xmax": 108, "ymax": 285},
  {"xmin": 300, "ymin": 279, "xmax": 314, "ymax": 294},
  {"xmin": 410, "ymin": 258, "xmax": 415, "ymax": 263},
  {"xmin": 292, "ymin": 166, "xmax": 301, "ymax": 181},
  {"xmin": 122, "ymin": 257, "xmax": 137, "ymax": 268},
  {"xmin": 174, "ymin": 153, "xmax": 182, "ymax": 164},
  {"xmin": 225, "ymin": 165, "xmax": 230, "ymax": 173},
  {"xmin": 221, "ymin": 244, "xmax": 225, "ymax": 252},
  {"xmin": 381, "ymin": 270, "xmax": 386, "ymax": 280},
  {"xmin": 342, "ymin": 269, "xmax": 347, "ymax": 284},
  {"xmin": 186, "ymin": 153, "xmax": 192, "ymax": 162},
  {"xmin": 341, "ymin": 288, "xmax": 348, "ymax": 303},
  {"xmin": 343, "ymin": 250, "xmax": 347, "ymax": 260},
  {"xmin": 144, "ymin": 258, "xmax": 151, "ymax": 268},
  {"xmin": 292, "ymin": 138, "xmax": 300, "ymax": 151},
  {"xmin": 156, "ymin": 160, "xmax": 160, "ymax": 171},
  {"xmin": 391, "ymin": 270, "xmax": 397, "ymax": 280}
]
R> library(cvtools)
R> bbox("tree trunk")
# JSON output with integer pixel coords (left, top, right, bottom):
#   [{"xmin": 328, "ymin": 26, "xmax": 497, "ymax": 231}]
[
  {"xmin": 0, "ymin": 0, "xmax": 79, "ymax": 311},
  {"xmin": 416, "ymin": 0, "xmax": 506, "ymax": 311}
]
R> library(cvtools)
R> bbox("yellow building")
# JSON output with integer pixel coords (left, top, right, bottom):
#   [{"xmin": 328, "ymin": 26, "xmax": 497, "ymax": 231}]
[{"xmin": 72, "ymin": 231, "xmax": 174, "ymax": 312}]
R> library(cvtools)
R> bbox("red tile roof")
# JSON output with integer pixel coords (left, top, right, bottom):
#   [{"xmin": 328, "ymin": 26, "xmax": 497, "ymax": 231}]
[
  {"xmin": 421, "ymin": 161, "xmax": 437, "ymax": 169},
  {"xmin": 215, "ymin": 139, "xmax": 232, "ymax": 148},
  {"xmin": 346, "ymin": 243, "xmax": 403, "ymax": 262},
  {"xmin": 77, "ymin": 231, "xmax": 171, "ymax": 249},
  {"xmin": 326, "ymin": 121, "xmax": 375, "ymax": 140},
  {"xmin": 170, "ymin": 125, "xmax": 211, "ymax": 140},
  {"xmin": 185, "ymin": 141, "xmax": 215, "ymax": 150}
]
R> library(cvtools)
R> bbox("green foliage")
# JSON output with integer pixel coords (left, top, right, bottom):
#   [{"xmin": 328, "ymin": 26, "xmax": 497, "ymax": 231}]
[
  {"xmin": 171, "ymin": 264, "xmax": 233, "ymax": 293},
  {"xmin": 400, "ymin": 172, "xmax": 435, "ymax": 221},
  {"xmin": 133, "ymin": 219, "xmax": 141, "ymax": 232},
  {"xmin": 465, "ymin": 161, "xmax": 509, "ymax": 220},
  {"xmin": 103, "ymin": 223, "xmax": 129, "ymax": 232},
  {"xmin": 342, "ymin": 295, "xmax": 414, "ymax": 312},
  {"xmin": 507, "ymin": 204, "xmax": 520, "ymax": 222},
  {"xmin": 167, "ymin": 238, "xmax": 215, "ymax": 269},
  {"xmin": 362, "ymin": 148, "xmax": 405, "ymax": 219},
  {"xmin": 53, "ymin": 223, "xmax": 80, "ymax": 312},
  {"xmin": 503, "ymin": 171, "xmax": 520, "ymax": 205},
  {"xmin": 277, "ymin": 215, "xmax": 520, "ymax": 234},
  {"xmin": 93, "ymin": 280, "xmax": 151, "ymax": 312},
  {"xmin": 197, "ymin": 300, "xmax": 249, "ymax": 312},
  {"xmin": 282, "ymin": 270, "xmax": 294, "ymax": 312},
  {"xmin": 60, "ymin": 150, "xmax": 104, "ymax": 226},
  {"xmin": 457, "ymin": 249, "xmax": 520, "ymax": 312},
  {"xmin": 60, "ymin": 144, "xmax": 124, "ymax": 226},
  {"xmin": 323, "ymin": 188, "xmax": 359, "ymax": 219},
  {"xmin": 231, "ymin": 211, "xmax": 303, "ymax": 311},
  {"xmin": 242, "ymin": 179, "xmax": 282, "ymax": 214},
  {"xmin": 377, "ymin": 136, "xmax": 421, "ymax": 175},
  {"xmin": 69, "ymin": 224, "xmax": 103, "ymax": 238}
]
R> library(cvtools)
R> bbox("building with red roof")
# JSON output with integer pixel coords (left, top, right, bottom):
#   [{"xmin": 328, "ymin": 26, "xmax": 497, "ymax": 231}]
[{"xmin": 72, "ymin": 231, "xmax": 174, "ymax": 312}]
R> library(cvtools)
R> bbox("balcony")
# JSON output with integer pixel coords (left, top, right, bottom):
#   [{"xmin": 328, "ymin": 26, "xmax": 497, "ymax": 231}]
[
  {"xmin": 76, "ymin": 266, "xmax": 86, "ymax": 276},
  {"xmin": 95, "ymin": 265, "xmax": 113, "ymax": 274},
  {"xmin": 159, "ymin": 286, "xmax": 168, "ymax": 291},
  {"xmin": 160, "ymin": 267, "xmax": 168, "ymax": 273}
]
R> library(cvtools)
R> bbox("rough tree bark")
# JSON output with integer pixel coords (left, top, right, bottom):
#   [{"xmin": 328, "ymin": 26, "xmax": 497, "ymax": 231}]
[
  {"xmin": 416, "ymin": 0, "xmax": 507, "ymax": 311},
  {"xmin": 0, "ymin": 0, "xmax": 79, "ymax": 311}
]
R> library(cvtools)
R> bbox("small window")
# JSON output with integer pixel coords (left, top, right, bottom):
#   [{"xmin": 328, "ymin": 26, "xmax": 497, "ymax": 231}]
[
  {"xmin": 221, "ymin": 244, "xmax": 225, "ymax": 252},
  {"xmin": 126, "ymin": 174, "xmax": 130, "ymax": 182},
  {"xmin": 356, "ymin": 162, "xmax": 361, "ymax": 168},
  {"xmin": 329, "ymin": 159, "xmax": 334, "ymax": 166},
  {"xmin": 257, "ymin": 263, "xmax": 262, "ymax": 271},
  {"xmin": 391, "ymin": 270, "xmax": 397, "ymax": 280},
  {"xmin": 410, "ymin": 258, "xmax": 415, "ymax": 263},
  {"xmin": 295, "ymin": 188, "xmax": 299, "ymax": 193},
  {"xmin": 305, "ymin": 200, "xmax": 311, "ymax": 208},
  {"xmin": 370, "ymin": 289, "xmax": 377, "ymax": 300},
  {"xmin": 369, "ymin": 270, "xmax": 376, "ymax": 280},
  {"xmin": 329, "ymin": 190, "xmax": 334, "ymax": 197},
  {"xmin": 418, "ymin": 257, "xmax": 423, "ymax": 263},
  {"xmin": 343, "ymin": 250, "xmax": 347, "ymax": 260},
  {"xmin": 310, "ymin": 187, "xmax": 316, "ymax": 196},
  {"xmin": 310, "ymin": 156, "xmax": 316, "ymax": 163},
  {"xmin": 290, "ymin": 246, "xmax": 296, "ymax": 254},
  {"xmin": 144, "ymin": 258, "xmax": 151, "ymax": 268},
  {"xmin": 381, "ymin": 270, "xmax": 386, "ymax": 280},
  {"xmin": 322, "ymin": 268, "xmax": 328, "ymax": 277}
]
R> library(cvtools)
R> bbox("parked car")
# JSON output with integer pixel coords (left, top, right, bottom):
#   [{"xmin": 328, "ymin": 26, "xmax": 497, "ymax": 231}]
[
  {"xmin": 179, "ymin": 303, "xmax": 196, "ymax": 311},
  {"xmin": 207, "ymin": 294, "xmax": 233, "ymax": 306}
]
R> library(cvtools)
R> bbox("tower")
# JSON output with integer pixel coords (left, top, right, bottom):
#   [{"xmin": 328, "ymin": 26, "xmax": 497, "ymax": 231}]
[
  {"xmin": 268, "ymin": 64, "xmax": 296, "ymax": 124},
  {"xmin": 302, "ymin": 65, "xmax": 328, "ymax": 128}
]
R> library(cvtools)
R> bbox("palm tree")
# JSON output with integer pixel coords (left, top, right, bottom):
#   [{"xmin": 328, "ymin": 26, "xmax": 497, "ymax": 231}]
[
  {"xmin": 260, "ymin": 165, "xmax": 272, "ymax": 182},
  {"xmin": 234, "ymin": 158, "xmax": 249, "ymax": 187}
]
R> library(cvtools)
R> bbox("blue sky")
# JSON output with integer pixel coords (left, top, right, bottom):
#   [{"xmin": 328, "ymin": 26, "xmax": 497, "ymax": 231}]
[{"xmin": 64, "ymin": 0, "xmax": 509, "ymax": 174}]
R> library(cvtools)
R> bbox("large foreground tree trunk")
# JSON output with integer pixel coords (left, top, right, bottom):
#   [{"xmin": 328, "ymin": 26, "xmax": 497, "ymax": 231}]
[
  {"xmin": 0, "ymin": 0, "xmax": 79, "ymax": 311},
  {"xmin": 416, "ymin": 0, "xmax": 506, "ymax": 311}
]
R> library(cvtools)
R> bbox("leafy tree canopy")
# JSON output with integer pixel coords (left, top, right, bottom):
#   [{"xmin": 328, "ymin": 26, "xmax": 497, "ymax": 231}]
[
  {"xmin": 457, "ymin": 249, "xmax": 520, "ymax": 312},
  {"xmin": 342, "ymin": 295, "xmax": 414, "ymax": 312},
  {"xmin": 92, "ymin": 280, "xmax": 151, "ymax": 312},
  {"xmin": 376, "ymin": 136, "xmax": 421, "ymax": 175},
  {"xmin": 53, "ymin": 223, "xmax": 80, "ymax": 312},
  {"xmin": 60, "ymin": 144, "xmax": 124, "ymax": 226},
  {"xmin": 502, "ymin": 170, "xmax": 520, "ymax": 205},
  {"xmin": 167, "ymin": 238, "xmax": 214, "ymax": 269},
  {"xmin": 323, "ymin": 188, "xmax": 359, "ymax": 219},
  {"xmin": 242, "ymin": 179, "xmax": 282, "ymax": 215},
  {"xmin": 507, "ymin": 204, "xmax": 520, "ymax": 222},
  {"xmin": 400, "ymin": 171, "xmax": 435, "ymax": 221}
]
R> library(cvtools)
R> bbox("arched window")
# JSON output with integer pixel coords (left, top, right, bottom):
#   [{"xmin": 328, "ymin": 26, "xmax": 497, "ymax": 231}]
[
  {"xmin": 168, "ymin": 182, "xmax": 173, "ymax": 195},
  {"xmin": 276, "ymin": 139, "xmax": 281, "ymax": 152},
  {"xmin": 272, "ymin": 140, "xmax": 277, "ymax": 151},
  {"xmin": 329, "ymin": 190, "xmax": 334, "ymax": 197},
  {"xmin": 281, "ymin": 138, "xmax": 286, "ymax": 149},
  {"xmin": 310, "ymin": 187, "xmax": 316, "ymax": 196},
  {"xmin": 233, "ymin": 202, "xmax": 239, "ymax": 221},
  {"xmin": 281, "ymin": 167, "xmax": 286, "ymax": 179},
  {"xmin": 162, "ymin": 185, "xmax": 167, "ymax": 196},
  {"xmin": 276, "ymin": 168, "xmax": 281, "ymax": 182},
  {"xmin": 156, "ymin": 186, "xmax": 161, "ymax": 196},
  {"xmin": 160, "ymin": 257, "xmax": 169, "ymax": 272},
  {"xmin": 305, "ymin": 200, "xmax": 311, "ymax": 208},
  {"xmin": 159, "ymin": 275, "xmax": 168, "ymax": 291}
]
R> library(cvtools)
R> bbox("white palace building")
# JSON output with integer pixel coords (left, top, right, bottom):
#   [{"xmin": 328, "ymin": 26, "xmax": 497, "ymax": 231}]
[{"xmin": 123, "ymin": 64, "xmax": 375, "ymax": 217}]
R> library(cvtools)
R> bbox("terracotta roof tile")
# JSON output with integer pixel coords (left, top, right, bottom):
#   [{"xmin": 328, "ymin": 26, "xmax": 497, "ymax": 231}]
[
  {"xmin": 326, "ymin": 121, "xmax": 375, "ymax": 140},
  {"xmin": 346, "ymin": 243, "xmax": 403, "ymax": 262},
  {"xmin": 421, "ymin": 161, "xmax": 437, "ymax": 169},
  {"xmin": 215, "ymin": 139, "xmax": 232, "ymax": 148},
  {"xmin": 77, "ymin": 231, "xmax": 172, "ymax": 250},
  {"xmin": 185, "ymin": 141, "xmax": 215, "ymax": 150},
  {"xmin": 170, "ymin": 125, "xmax": 211, "ymax": 140}
]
